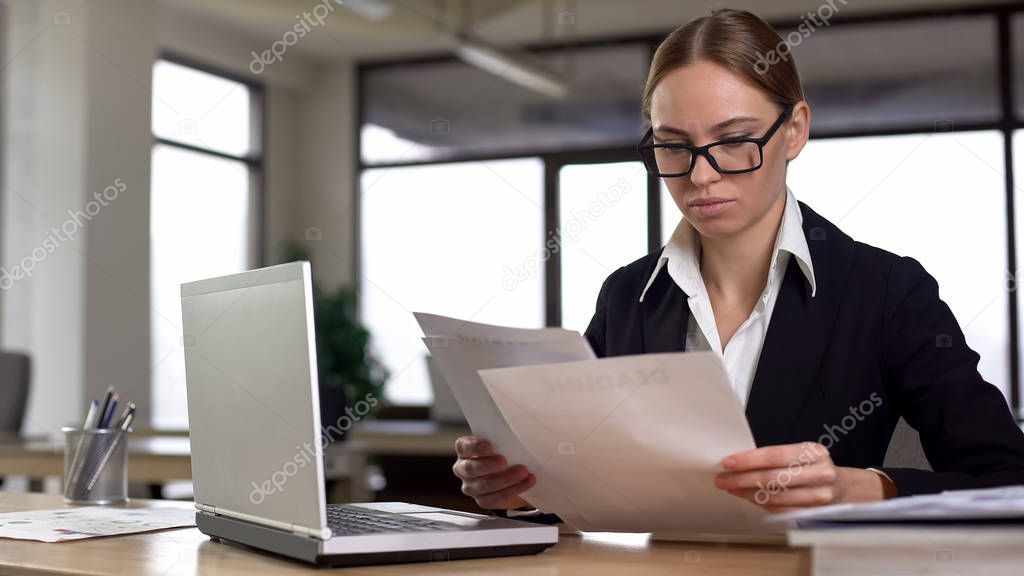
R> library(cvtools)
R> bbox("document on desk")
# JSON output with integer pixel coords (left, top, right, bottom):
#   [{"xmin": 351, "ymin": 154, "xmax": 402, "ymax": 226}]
[
  {"xmin": 478, "ymin": 352, "xmax": 779, "ymax": 534},
  {"xmin": 766, "ymin": 484, "xmax": 1024, "ymax": 524},
  {"xmin": 0, "ymin": 506, "xmax": 195, "ymax": 542},
  {"xmin": 414, "ymin": 312, "xmax": 595, "ymax": 527}
]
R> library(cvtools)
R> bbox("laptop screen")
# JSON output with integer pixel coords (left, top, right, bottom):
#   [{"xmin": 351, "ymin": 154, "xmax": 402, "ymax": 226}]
[{"xmin": 181, "ymin": 262, "xmax": 328, "ymax": 536}]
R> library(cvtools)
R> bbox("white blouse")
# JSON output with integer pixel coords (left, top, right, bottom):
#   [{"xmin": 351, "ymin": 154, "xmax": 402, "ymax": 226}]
[{"xmin": 638, "ymin": 186, "xmax": 817, "ymax": 408}]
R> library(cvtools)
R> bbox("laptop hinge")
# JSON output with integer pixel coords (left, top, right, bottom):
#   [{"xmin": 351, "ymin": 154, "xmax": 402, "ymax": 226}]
[{"xmin": 194, "ymin": 503, "xmax": 332, "ymax": 540}]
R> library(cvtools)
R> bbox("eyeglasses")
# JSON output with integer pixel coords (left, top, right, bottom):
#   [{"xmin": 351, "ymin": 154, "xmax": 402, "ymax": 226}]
[{"xmin": 637, "ymin": 107, "xmax": 792, "ymax": 177}]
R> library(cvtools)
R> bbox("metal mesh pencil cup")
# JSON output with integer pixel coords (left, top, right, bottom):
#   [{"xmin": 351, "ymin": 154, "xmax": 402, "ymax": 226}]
[{"xmin": 62, "ymin": 427, "xmax": 129, "ymax": 505}]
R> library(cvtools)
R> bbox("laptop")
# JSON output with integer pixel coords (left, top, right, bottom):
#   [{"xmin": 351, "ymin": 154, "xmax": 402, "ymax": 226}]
[{"xmin": 180, "ymin": 261, "xmax": 558, "ymax": 567}]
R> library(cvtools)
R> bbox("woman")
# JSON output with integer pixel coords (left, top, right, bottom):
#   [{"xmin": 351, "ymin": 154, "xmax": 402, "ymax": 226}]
[{"xmin": 452, "ymin": 9, "xmax": 1024, "ymax": 516}]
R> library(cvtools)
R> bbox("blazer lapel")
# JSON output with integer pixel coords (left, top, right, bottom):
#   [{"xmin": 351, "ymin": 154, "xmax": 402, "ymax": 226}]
[
  {"xmin": 640, "ymin": 264, "xmax": 689, "ymax": 354},
  {"xmin": 744, "ymin": 203, "xmax": 855, "ymax": 447}
]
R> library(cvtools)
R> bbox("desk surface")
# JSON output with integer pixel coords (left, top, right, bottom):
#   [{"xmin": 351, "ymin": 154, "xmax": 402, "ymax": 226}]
[
  {"xmin": 0, "ymin": 438, "xmax": 362, "ymax": 484},
  {"xmin": 0, "ymin": 438, "xmax": 194, "ymax": 483},
  {"xmin": 0, "ymin": 492, "xmax": 808, "ymax": 576}
]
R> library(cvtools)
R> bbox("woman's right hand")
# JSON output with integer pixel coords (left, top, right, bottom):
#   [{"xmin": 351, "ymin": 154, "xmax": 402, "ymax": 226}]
[{"xmin": 453, "ymin": 436, "xmax": 536, "ymax": 510}]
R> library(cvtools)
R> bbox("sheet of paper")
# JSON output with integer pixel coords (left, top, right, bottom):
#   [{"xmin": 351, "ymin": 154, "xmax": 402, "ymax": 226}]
[
  {"xmin": 479, "ymin": 352, "xmax": 779, "ymax": 534},
  {"xmin": 0, "ymin": 506, "xmax": 195, "ymax": 542},
  {"xmin": 416, "ymin": 311, "xmax": 581, "ymax": 344},
  {"xmin": 414, "ymin": 312, "xmax": 595, "ymax": 527},
  {"xmin": 767, "ymin": 485, "xmax": 1024, "ymax": 524}
]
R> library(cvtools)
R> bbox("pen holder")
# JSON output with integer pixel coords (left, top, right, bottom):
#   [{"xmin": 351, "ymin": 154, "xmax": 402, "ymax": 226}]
[{"xmin": 62, "ymin": 427, "xmax": 130, "ymax": 505}]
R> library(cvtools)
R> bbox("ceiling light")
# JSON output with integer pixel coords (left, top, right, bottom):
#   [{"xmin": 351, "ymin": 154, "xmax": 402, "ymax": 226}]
[
  {"xmin": 454, "ymin": 35, "xmax": 569, "ymax": 99},
  {"xmin": 338, "ymin": 0, "xmax": 395, "ymax": 22}
]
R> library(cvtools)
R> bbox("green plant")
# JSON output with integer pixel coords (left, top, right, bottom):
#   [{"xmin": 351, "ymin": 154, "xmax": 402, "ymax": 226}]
[{"xmin": 275, "ymin": 241, "xmax": 388, "ymax": 413}]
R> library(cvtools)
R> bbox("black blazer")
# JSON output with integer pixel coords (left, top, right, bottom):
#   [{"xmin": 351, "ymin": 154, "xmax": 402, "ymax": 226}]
[{"xmin": 584, "ymin": 201, "xmax": 1024, "ymax": 496}]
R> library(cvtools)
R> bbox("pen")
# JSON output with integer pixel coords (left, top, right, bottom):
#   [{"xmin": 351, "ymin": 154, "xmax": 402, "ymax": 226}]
[
  {"xmin": 66, "ymin": 400, "xmax": 100, "ymax": 492},
  {"xmin": 96, "ymin": 387, "xmax": 115, "ymax": 431},
  {"xmin": 115, "ymin": 403, "xmax": 135, "ymax": 430},
  {"xmin": 100, "ymin": 397, "xmax": 118, "ymax": 429},
  {"xmin": 82, "ymin": 400, "xmax": 100, "ymax": 430},
  {"xmin": 120, "ymin": 409, "xmax": 135, "ymax": 431}
]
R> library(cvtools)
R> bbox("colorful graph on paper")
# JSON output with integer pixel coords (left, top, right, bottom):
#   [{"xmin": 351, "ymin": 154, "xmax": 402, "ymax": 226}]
[{"xmin": 0, "ymin": 506, "xmax": 195, "ymax": 542}]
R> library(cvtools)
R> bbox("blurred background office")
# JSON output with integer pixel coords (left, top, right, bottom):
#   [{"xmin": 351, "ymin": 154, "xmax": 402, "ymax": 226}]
[{"xmin": 1, "ymin": 0, "xmax": 1023, "ymax": 506}]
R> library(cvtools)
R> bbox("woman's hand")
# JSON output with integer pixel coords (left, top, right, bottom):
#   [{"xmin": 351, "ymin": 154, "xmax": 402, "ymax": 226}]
[
  {"xmin": 452, "ymin": 436, "xmax": 536, "ymax": 510},
  {"xmin": 713, "ymin": 442, "xmax": 897, "ymax": 512}
]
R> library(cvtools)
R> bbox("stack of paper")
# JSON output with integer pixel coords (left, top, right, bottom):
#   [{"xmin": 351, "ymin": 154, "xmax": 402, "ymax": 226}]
[
  {"xmin": 0, "ymin": 506, "xmax": 194, "ymax": 542},
  {"xmin": 767, "ymin": 485, "xmax": 1024, "ymax": 524},
  {"xmin": 770, "ymin": 486, "xmax": 1024, "ymax": 576},
  {"xmin": 415, "ymin": 312, "xmax": 777, "ymax": 534}
]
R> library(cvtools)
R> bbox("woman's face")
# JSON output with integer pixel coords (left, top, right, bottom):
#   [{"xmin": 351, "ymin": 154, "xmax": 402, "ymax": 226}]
[{"xmin": 649, "ymin": 60, "xmax": 809, "ymax": 240}]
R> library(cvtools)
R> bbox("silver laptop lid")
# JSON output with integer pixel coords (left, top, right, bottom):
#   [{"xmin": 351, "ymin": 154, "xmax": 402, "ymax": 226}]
[{"xmin": 181, "ymin": 261, "xmax": 329, "ymax": 539}]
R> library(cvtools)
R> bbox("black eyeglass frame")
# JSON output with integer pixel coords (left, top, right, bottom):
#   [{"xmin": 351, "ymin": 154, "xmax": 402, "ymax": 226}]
[{"xmin": 637, "ymin": 106, "xmax": 794, "ymax": 177}]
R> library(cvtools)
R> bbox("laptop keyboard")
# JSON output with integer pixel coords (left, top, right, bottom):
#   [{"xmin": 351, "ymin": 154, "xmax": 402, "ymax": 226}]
[{"xmin": 326, "ymin": 505, "xmax": 458, "ymax": 535}]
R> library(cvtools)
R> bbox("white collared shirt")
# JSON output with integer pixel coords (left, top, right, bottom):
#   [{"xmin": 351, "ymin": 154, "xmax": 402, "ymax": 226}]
[{"xmin": 639, "ymin": 186, "xmax": 817, "ymax": 408}]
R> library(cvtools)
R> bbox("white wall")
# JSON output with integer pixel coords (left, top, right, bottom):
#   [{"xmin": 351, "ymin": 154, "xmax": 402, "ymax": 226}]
[
  {"xmin": 1, "ymin": 0, "xmax": 162, "ymax": 433},
  {"xmin": 1, "ymin": 0, "xmax": 358, "ymax": 433},
  {"xmin": 1, "ymin": 0, "xmax": 89, "ymax": 436},
  {"xmin": 296, "ymin": 63, "xmax": 357, "ymax": 289},
  {"xmin": 80, "ymin": 0, "xmax": 158, "ymax": 429}
]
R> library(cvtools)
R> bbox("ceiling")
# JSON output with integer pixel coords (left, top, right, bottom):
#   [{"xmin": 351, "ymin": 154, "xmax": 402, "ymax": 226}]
[{"xmin": 161, "ymin": 0, "xmax": 1022, "ymax": 62}]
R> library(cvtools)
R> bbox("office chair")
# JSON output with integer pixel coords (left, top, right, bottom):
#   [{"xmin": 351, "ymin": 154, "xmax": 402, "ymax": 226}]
[
  {"xmin": 0, "ymin": 351, "xmax": 31, "ymax": 489},
  {"xmin": 0, "ymin": 351, "xmax": 30, "ymax": 434}
]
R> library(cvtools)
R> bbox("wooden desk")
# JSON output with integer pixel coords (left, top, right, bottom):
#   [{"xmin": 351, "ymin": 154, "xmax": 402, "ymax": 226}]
[
  {"xmin": 22, "ymin": 420, "xmax": 469, "ymax": 466},
  {"xmin": 0, "ymin": 492, "xmax": 809, "ymax": 575},
  {"xmin": 0, "ymin": 438, "xmax": 368, "ymax": 501},
  {"xmin": 0, "ymin": 437, "xmax": 194, "ymax": 484},
  {"xmin": 73, "ymin": 420, "xmax": 466, "ymax": 459}
]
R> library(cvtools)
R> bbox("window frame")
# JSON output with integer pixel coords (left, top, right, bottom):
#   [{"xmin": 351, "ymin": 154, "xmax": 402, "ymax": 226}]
[
  {"xmin": 149, "ymin": 53, "xmax": 266, "ymax": 428},
  {"xmin": 355, "ymin": 5, "xmax": 1024, "ymax": 417},
  {"xmin": 153, "ymin": 52, "xmax": 266, "ymax": 269}
]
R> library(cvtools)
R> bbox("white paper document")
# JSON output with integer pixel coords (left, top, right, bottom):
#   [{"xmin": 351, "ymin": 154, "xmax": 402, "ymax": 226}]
[
  {"xmin": 415, "ymin": 313, "xmax": 782, "ymax": 534},
  {"xmin": 414, "ymin": 312, "xmax": 596, "ymax": 527},
  {"xmin": 0, "ymin": 506, "xmax": 195, "ymax": 542},
  {"xmin": 767, "ymin": 485, "xmax": 1024, "ymax": 524},
  {"xmin": 478, "ymin": 352, "xmax": 777, "ymax": 534}
]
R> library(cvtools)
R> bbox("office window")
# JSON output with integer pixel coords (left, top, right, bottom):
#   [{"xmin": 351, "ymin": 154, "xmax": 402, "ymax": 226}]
[
  {"xmin": 559, "ymin": 161, "xmax": 648, "ymax": 333},
  {"xmin": 788, "ymin": 131, "xmax": 1009, "ymax": 398},
  {"xmin": 791, "ymin": 16, "xmax": 999, "ymax": 133},
  {"xmin": 360, "ymin": 159, "xmax": 545, "ymax": 404},
  {"xmin": 361, "ymin": 43, "xmax": 649, "ymax": 164},
  {"xmin": 152, "ymin": 60, "xmax": 253, "ymax": 157},
  {"xmin": 661, "ymin": 182, "xmax": 681, "ymax": 246},
  {"xmin": 150, "ymin": 59, "xmax": 261, "ymax": 429}
]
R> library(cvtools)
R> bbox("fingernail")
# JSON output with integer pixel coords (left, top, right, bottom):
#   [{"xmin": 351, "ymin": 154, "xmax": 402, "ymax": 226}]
[{"xmin": 722, "ymin": 457, "xmax": 736, "ymax": 469}]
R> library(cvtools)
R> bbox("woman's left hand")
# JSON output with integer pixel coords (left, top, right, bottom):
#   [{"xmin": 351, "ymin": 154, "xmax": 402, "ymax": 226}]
[{"xmin": 713, "ymin": 442, "xmax": 896, "ymax": 512}]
